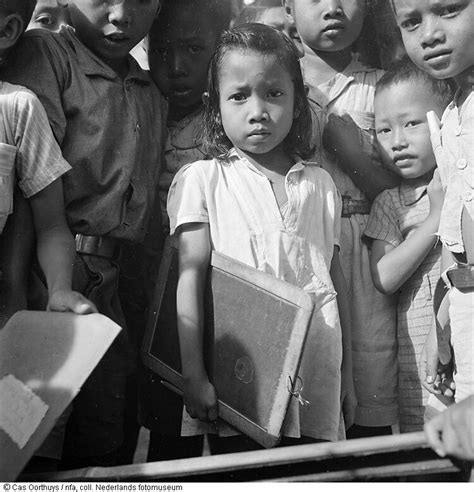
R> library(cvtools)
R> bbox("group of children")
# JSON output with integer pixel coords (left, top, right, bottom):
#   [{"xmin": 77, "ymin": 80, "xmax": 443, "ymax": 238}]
[{"xmin": 0, "ymin": 0, "xmax": 473, "ymax": 474}]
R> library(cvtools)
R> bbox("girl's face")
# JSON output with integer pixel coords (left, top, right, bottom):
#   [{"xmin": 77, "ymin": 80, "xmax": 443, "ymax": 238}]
[
  {"xmin": 393, "ymin": 0, "xmax": 474, "ymax": 84},
  {"xmin": 286, "ymin": 0, "xmax": 365, "ymax": 52},
  {"xmin": 218, "ymin": 50, "xmax": 295, "ymax": 158}
]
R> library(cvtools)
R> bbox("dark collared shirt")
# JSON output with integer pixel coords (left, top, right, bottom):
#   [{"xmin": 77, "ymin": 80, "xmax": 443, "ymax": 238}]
[{"xmin": 4, "ymin": 27, "xmax": 167, "ymax": 243}]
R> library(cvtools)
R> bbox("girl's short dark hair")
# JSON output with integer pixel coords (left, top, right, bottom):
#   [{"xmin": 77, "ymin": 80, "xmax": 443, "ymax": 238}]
[{"xmin": 202, "ymin": 23, "xmax": 313, "ymax": 159}]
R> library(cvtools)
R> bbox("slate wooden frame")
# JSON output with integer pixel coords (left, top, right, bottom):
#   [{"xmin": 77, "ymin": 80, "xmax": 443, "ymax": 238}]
[{"xmin": 141, "ymin": 238, "xmax": 315, "ymax": 448}]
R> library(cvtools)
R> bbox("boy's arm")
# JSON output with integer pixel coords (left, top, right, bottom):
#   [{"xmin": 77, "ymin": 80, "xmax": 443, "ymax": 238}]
[
  {"xmin": 323, "ymin": 113, "xmax": 400, "ymax": 201},
  {"xmin": 29, "ymin": 178, "xmax": 96, "ymax": 314},
  {"xmin": 177, "ymin": 222, "xmax": 217, "ymax": 422},
  {"xmin": 370, "ymin": 170, "xmax": 444, "ymax": 294},
  {"xmin": 330, "ymin": 247, "xmax": 357, "ymax": 429}
]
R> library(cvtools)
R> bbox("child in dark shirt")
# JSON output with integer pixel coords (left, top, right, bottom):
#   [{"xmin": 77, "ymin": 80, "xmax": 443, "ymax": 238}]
[{"xmin": 3, "ymin": 0, "xmax": 166, "ymax": 468}]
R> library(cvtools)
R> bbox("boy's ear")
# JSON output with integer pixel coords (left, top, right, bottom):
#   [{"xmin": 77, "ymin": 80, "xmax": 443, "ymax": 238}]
[
  {"xmin": 202, "ymin": 92, "xmax": 210, "ymax": 107},
  {"xmin": 0, "ymin": 14, "xmax": 24, "ymax": 55}
]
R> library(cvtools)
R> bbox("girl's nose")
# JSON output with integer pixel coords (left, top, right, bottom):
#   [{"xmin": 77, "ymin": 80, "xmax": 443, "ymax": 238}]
[
  {"xmin": 420, "ymin": 16, "xmax": 446, "ymax": 48},
  {"xmin": 323, "ymin": 0, "xmax": 343, "ymax": 19},
  {"xmin": 108, "ymin": 2, "xmax": 131, "ymax": 27},
  {"xmin": 249, "ymin": 98, "xmax": 269, "ymax": 123}
]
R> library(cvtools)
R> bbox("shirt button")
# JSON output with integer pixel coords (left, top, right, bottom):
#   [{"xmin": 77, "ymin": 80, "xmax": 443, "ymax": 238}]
[
  {"xmin": 287, "ymin": 177, "xmax": 295, "ymax": 185},
  {"xmin": 463, "ymin": 191, "xmax": 473, "ymax": 202},
  {"xmin": 457, "ymin": 158, "xmax": 467, "ymax": 170}
]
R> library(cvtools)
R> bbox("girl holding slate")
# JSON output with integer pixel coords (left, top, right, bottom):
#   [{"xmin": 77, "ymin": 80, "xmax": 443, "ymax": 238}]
[{"xmin": 167, "ymin": 23, "xmax": 355, "ymax": 452}]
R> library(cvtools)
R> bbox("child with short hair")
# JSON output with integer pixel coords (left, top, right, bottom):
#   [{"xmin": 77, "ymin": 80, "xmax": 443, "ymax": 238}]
[
  {"xmin": 391, "ymin": 0, "xmax": 474, "ymax": 409},
  {"xmin": 3, "ymin": 0, "xmax": 166, "ymax": 468},
  {"xmin": 148, "ymin": 0, "xmax": 231, "ymax": 230},
  {"xmin": 0, "ymin": 0, "xmax": 95, "ymax": 320},
  {"xmin": 27, "ymin": 0, "xmax": 69, "ymax": 32},
  {"xmin": 364, "ymin": 58, "xmax": 453, "ymax": 432},
  {"xmin": 142, "ymin": 0, "xmax": 231, "ymax": 461},
  {"xmin": 168, "ymin": 23, "xmax": 353, "ymax": 451},
  {"xmin": 234, "ymin": 0, "xmax": 303, "ymax": 56},
  {"xmin": 284, "ymin": 0, "xmax": 399, "ymax": 437}
]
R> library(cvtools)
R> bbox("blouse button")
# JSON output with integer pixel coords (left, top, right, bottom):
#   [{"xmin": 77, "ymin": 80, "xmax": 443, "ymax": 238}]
[
  {"xmin": 463, "ymin": 191, "xmax": 473, "ymax": 202},
  {"xmin": 457, "ymin": 158, "xmax": 467, "ymax": 170}
]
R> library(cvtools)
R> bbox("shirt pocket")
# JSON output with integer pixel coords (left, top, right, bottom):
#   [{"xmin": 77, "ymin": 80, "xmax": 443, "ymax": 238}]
[{"xmin": 0, "ymin": 143, "xmax": 17, "ymax": 233}]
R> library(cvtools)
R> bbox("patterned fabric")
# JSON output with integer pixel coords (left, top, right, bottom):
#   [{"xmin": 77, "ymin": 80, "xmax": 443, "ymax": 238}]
[
  {"xmin": 302, "ymin": 53, "xmax": 399, "ymax": 426},
  {"xmin": 365, "ymin": 181, "xmax": 441, "ymax": 432},
  {"xmin": 435, "ymin": 89, "xmax": 474, "ymax": 253},
  {"xmin": 3, "ymin": 26, "xmax": 167, "ymax": 243},
  {"xmin": 168, "ymin": 149, "xmax": 344, "ymax": 441},
  {"xmin": 0, "ymin": 82, "xmax": 71, "ymax": 233}
]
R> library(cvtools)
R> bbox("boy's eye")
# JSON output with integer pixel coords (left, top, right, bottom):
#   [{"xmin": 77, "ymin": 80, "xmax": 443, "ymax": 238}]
[
  {"xmin": 406, "ymin": 120, "xmax": 422, "ymax": 128},
  {"xmin": 188, "ymin": 45, "xmax": 203, "ymax": 55},
  {"xmin": 376, "ymin": 127, "xmax": 390, "ymax": 135},
  {"xmin": 440, "ymin": 3, "xmax": 463, "ymax": 17},
  {"xmin": 34, "ymin": 13, "xmax": 57, "ymax": 27}
]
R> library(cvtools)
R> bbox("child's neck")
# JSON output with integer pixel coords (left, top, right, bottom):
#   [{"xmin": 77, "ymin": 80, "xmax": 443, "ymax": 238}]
[
  {"xmin": 303, "ymin": 43, "xmax": 353, "ymax": 87},
  {"xmin": 102, "ymin": 56, "xmax": 129, "ymax": 79},
  {"xmin": 236, "ymin": 145, "xmax": 294, "ymax": 178},
  {"xmin": 454, "ymin": 65, "xmax": 474, "ymax": 105},
  {"xmin": 168, "ymin": 101, "xmax": 203, "ymax": 123}
]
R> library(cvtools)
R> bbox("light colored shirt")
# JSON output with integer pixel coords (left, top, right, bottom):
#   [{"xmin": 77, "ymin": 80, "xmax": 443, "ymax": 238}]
[
  {"xmin": 4, "ymin": 27, "xmax": 167, "ymax": 243},
  {"xmin": 0, "ymin": 82, "xmax": 71, "ymax": 233},
  {"xmin": 435, "ymin": 90, "xmax": 474, "ymax": 254},
  {"xmin": 168, "ymin": 149, "xmax": 344, "ymax": 441},
  {"xmin": 301, "ymin": 53, "xmax": 398, "ymax": 426},
  {"xmin": 365, "ymin": 181, "xmax": 441, "ymax": 432}
]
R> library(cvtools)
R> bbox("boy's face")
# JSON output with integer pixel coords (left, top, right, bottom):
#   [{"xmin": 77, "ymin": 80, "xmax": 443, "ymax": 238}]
[
  {"xmin": 393, "ymin": 0, "xmax": 474, "ymax": 82},
  {"xmin": 67, "ymin": 0, "xmax": 160, "ymax": 64},
  {"xmin": 27, "ymin": 0, "xmax": 70, "ymax": 32},
  {"xmin": 375, "ymin": 81, "xmax": 440, "ymax": 180},
  {"xmin": 285, "ymin": 0, "xmax": 365, "ymax": 53},
  {"xmin": 149, "ymin": 7, "xmax": 218, "ymax": 117}
]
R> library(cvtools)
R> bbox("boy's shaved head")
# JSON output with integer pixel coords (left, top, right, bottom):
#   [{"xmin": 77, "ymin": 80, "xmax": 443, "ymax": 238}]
[{"xmin": 0, "ymin": 0, "xmax": 36, "ymax": 28}]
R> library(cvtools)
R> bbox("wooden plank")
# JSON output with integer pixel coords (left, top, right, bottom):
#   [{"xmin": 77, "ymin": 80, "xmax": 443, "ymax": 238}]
[{"xmin": 24, "ymin": 432, "xmax": 445, "ymax": 482}]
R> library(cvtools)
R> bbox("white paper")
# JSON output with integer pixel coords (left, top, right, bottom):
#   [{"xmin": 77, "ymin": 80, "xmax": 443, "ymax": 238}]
[{"xmin": 0, "ymin": 374, "xmax": 48, "ymax": 449}]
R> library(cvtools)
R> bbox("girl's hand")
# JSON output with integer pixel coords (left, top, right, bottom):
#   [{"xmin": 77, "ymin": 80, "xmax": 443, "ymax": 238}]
[
  {"xmin": 183, "ymin": 375, "xmax": 218, "ymax": 423},
  {"xmin": 47, "ymin": 289, "xmax": 98, "ymax": 315},
  {"xmin": 427, "ymin": 169, "xmax": 445, "ymax": 216},
  {"xmin": 323, "ymin": 113, "xmax": 362, "ymax": 159}
]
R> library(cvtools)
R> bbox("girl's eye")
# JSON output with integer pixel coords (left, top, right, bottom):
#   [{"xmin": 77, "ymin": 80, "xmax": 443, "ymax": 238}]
[
  {"xmin": 35, "ymin": 13, "xmax": 57, "ymax": 26},
  {"xmin": 229, "ymin": 93, "xmax": 246, "ymax": 102},
  {"xmin": 268, "ymin": 89, "xmax": 283, "ymax": 98},
  {"xmin": 188, "ymin": 45, "xmax": 203, "ymax": 55},
  {"xmin": 400, "ymin": 17, "xmax": 421, "ymax": 31}
]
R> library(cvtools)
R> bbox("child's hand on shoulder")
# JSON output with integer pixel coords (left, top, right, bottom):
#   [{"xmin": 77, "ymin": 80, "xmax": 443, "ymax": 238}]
[
  {"xmin": 183, "ymin": 375, "xmax": 218, "ymax": 423},
  {"xmin": 47, "ymin": 290, "xmax": 98, "ymax": 315},
  {"xmin": 323, "ymin": 113, "xmax": 362, "ymax": 159},
  {"xmin": 427, "ymin": 169, "xmax": 445, "ymax": 216}
]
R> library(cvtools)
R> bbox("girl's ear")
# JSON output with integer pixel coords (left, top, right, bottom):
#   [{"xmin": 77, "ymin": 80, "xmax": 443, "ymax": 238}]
[
  {"xmin": 0, "ymin": 14, "xmax": 24, "ymax": 57},
  {"xmin": 202, "ymin": 92, "xmax": 210, "ymax": 107},
  {"xmin": 283, "ymin": 0, "xmax": 295, "ymax": 21}
]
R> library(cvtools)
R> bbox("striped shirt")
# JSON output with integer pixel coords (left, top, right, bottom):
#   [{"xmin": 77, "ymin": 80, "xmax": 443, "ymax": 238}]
[
  {"xmin": 365, "ymin": 180, "xmax": 441, "ymax": 432},
  {"xmin": 0, "ymin": 82, "xmax": 71, "ymax": 233}
]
